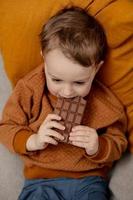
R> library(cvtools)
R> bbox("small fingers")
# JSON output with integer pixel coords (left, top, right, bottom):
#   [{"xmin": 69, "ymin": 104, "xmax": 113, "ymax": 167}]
[
  {"xmin": 44, "ymin": 113, "xmax": 61, "ymax": 124},
  {"xmin": 72, "ymin": 125, "xmax": 95, "ymax": 132},
  {"xmin": 69, "ymin": 135, "xmax": 90, "ymax": 143},
  {"xmin": 43, "ymin": 136, "xmax": 58, "ymax": 145},
  {"xmin": 70, "ymin": 130, "xmax": 89, "ymax": 137},
  {"xmin": 46, "ymin": 129, "xmax": 64, "ymax": 141},
  {"xmin": 46, "ymin": 121, "xmax": 65, "ymax": 130}
]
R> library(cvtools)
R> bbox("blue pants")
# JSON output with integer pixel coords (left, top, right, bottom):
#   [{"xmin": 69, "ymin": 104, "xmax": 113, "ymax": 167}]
[{"xmin": 18, "ymin": 176, "xmax": 110, "ymax": 200}]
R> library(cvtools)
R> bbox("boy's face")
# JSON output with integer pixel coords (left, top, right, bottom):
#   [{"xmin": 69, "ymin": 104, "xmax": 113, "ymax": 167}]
[{"xmin": 44, "ymin": 49, "xmax": 102, "ymax": 98}]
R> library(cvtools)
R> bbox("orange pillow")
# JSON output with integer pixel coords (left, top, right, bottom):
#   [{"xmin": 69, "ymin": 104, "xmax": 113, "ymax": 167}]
[{"xmin": 0, "ymin": 0, "xmax": 133, "ymax": 151}]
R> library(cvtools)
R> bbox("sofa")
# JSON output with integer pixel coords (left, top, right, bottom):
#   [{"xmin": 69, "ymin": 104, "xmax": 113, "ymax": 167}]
[{"xmin": 0, "ymin": 0, "xmax": 133, "ymax": 199}]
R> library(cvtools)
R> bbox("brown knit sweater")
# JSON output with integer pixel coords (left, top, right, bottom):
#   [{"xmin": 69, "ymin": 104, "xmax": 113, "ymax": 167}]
[{"xmin": 0, "ymin": 65, "xmax": 127, "ymax": 179}]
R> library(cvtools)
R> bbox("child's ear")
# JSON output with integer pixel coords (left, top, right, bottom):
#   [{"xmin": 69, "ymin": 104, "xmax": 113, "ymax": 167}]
[
  {"xmin": 40, "ymin": 50, "xmax": 44, "ymax": 58},
  {"xmin": 95, "ymin": 60, "xmax": 104, "ymax": 73}
]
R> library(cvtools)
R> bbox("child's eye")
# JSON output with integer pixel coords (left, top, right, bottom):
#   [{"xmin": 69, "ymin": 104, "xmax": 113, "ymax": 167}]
[
  {"xmin": 75, "ymin": 81, "xmax": 85, "ymax": 85},
  {"xmin": 52, "ymin": 78, "xmax": 62, "ymax": 82}
]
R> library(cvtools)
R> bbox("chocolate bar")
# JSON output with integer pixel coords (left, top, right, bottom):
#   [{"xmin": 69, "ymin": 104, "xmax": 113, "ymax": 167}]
[{"xmin": 53, "ymin": 96, "xmax": 87, "ymax": 143}]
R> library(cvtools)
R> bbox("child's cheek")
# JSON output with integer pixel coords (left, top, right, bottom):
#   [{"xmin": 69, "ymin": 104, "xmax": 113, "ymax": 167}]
[
  {"xmin": 77, "ymin": 86, "xmax": 91, "ymax": 97},
  {"xmin": 50, "ymin": 83, "xmax": 60, "ymax": 96}
]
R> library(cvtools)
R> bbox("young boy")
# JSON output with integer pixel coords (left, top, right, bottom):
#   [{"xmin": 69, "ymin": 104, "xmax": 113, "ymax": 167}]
[{"xmin": 0, "ymin": 7, "xmax": 127, "ymax": 200}]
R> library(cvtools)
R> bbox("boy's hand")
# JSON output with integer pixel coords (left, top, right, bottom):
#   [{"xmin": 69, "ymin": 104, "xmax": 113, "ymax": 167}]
[
  {"xmin": 26, "ymin": 114, "xmax": 65, "ymax": 151},
  {"xmin": 69, "ymin": 125, "xmax": 99, "ymax": 155}
]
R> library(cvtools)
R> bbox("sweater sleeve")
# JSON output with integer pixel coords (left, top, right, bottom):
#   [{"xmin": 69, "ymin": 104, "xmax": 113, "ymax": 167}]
[
  {"xmin": 84, "ymin": 111, "xmax": 128, "ymax": 164},
  {"xmin": 0, "ymin": 79, "xmax": 35, "ymax": 154}
]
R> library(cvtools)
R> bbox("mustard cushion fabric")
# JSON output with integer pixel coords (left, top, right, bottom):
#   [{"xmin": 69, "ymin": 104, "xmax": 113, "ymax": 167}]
[{"xmin": 0, "ymin": 0, "xmax": 133, "ymax": 151}]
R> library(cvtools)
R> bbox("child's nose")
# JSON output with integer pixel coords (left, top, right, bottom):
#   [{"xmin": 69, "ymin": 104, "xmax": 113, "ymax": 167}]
[{"xmin": 63, "ymin": 84, "xmax": 73, "ymax": 97}]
